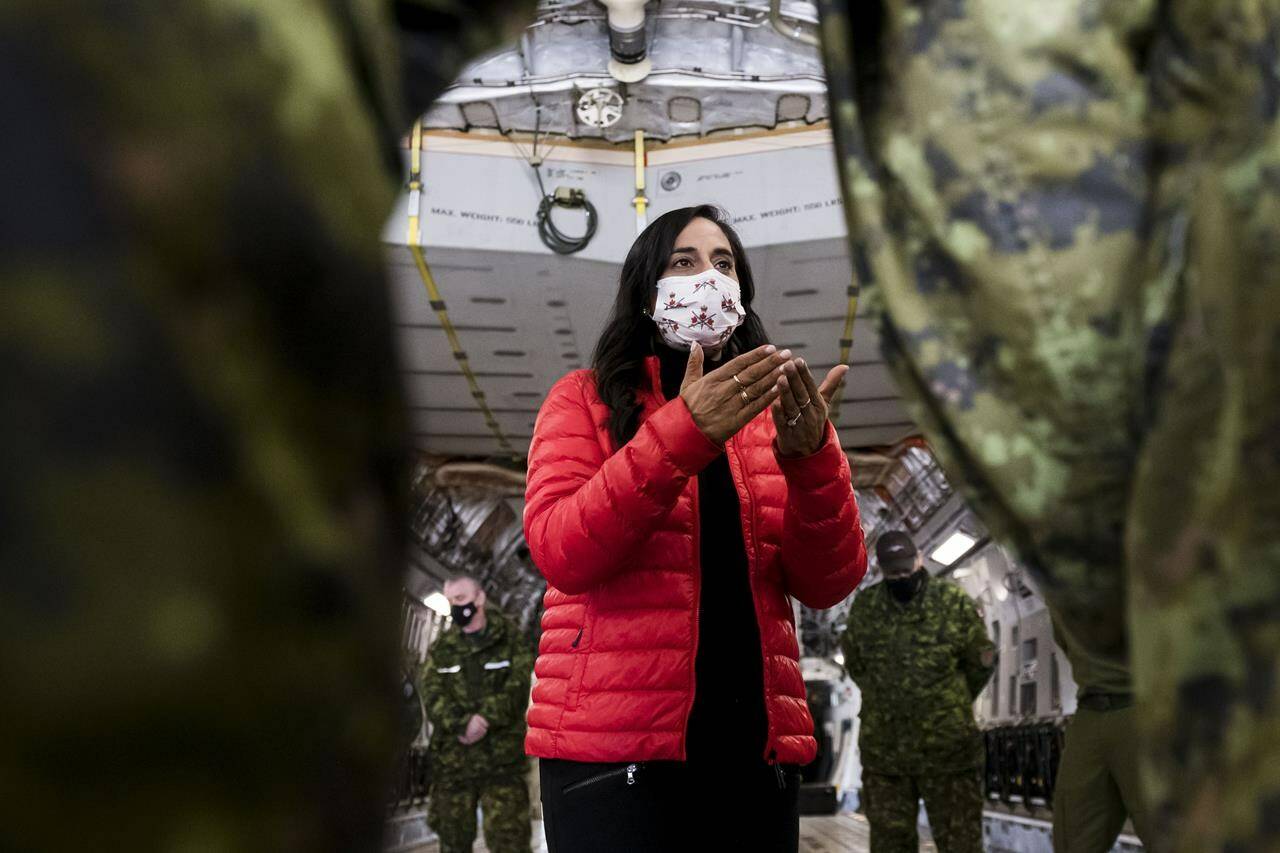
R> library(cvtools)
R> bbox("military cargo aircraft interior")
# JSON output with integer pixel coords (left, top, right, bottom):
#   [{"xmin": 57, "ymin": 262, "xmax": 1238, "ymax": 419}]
[{"xmin": 388, "ymin": 3, "xmax": 1144, "ymax": 852}]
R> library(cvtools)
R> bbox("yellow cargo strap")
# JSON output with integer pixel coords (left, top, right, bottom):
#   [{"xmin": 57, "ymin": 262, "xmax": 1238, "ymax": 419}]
[
  {"xmin": 405, "ymin": 119, "xmax": 518, "ymax": 459},
  {"xmin": 632, "ymin": 130, "xmax": 648, "ymax": 233}
]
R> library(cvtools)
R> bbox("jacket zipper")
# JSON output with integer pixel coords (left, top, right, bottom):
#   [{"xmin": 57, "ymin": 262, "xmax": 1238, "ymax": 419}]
[
  {"xmin": 654, "ymin": 365, "xmax": 703, "ymax": 763},
  {"xmin": 571, "ymin": 626, "xmax": 583, "ymax": 648},
  {"xmin": 562, "ymin": 763, "xmax": 640, "ymax": 794},
  {"xmin": 683, "ymin": 466, "xmax": 702, "ymax": 760},
  {"xmin": 725, "ymin": 436, "xmax": 775, "ymax": 764}
]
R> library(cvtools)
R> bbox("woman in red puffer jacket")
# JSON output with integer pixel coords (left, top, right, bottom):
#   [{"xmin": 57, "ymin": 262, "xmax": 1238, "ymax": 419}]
[{"xmin": 524, "ymin": 205, "xmax": 867, "ymax": 852}]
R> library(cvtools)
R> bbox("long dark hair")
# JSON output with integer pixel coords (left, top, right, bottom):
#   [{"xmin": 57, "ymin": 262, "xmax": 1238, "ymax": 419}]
[{"xmin": 591, "ymin": 205, "xmax": 769, "ymax": 449}]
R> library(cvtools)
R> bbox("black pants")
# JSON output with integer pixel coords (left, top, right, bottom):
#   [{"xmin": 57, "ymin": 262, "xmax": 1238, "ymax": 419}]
[{"xmin": 540, "ymin": 758, "xmax": 800, "ymax": 853}]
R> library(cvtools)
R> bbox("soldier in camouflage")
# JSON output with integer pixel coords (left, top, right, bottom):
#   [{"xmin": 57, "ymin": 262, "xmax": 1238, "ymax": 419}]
[
  {"xmin": 815, "ymin": 1, "xmax": 1280, "ymax": 849},
  {"xmin": 420, "ymin": 576, "xmax": 533, "ymax": 853},
  {"xmin": 0, "ymin": 3, "xmax": 532, "ymax": 850},
  {"xmin": 840, "ymin": 532, "xmax": 995, "ymax": 853}
]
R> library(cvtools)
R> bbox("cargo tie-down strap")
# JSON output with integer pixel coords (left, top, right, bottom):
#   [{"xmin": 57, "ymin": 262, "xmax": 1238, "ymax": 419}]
[{"xmin": 405, "ymin": 118, "xmax": 518, "ymax": 460}]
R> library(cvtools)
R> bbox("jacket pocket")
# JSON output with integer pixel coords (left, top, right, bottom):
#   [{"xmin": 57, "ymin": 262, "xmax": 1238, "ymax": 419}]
[
  {"xmin": 565, "ymin": 618, "xmax": 588, "ymax": 710},
  {"xmin": 565, "ymin": 649, "xmax": 588, "ymax": 711}
]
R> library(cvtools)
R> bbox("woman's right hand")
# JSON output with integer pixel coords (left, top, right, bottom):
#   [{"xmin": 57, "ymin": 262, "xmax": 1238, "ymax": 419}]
[{"xmin": 680, "ymin": 344, "xmax": 791, "ymax": 444}]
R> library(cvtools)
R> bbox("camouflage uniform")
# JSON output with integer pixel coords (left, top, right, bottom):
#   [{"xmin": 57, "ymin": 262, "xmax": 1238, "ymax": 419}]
[
  {"xmin": 0, "ymin": 2, "xmax": 531, "ymax": 851},
  {"xmin": 817, "ymin": 1, "xmax": 1280, "ymax": 849},
  {"xmin": 841, "ymin": 575, "xmax": 995, "ymax": 853},
  {"xmin": 420, "ymin": 609, "xmax": 533, "ymax": 853}
]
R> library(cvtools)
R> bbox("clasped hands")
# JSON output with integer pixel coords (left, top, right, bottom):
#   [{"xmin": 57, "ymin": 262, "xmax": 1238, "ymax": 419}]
[
  {"xmin": 458, "ymin": 713, "xmax": 488, "ymax": 745},
  {"xmin": 679, "ymin": 343, "xmax": 848, "ymax": 457}
]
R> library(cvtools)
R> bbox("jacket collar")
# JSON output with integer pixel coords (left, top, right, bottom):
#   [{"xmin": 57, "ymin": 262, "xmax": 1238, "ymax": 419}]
[
  {"xmin": 643, "ymin": 355, "xmax": 664, "ymax": 400},
  {"xmin": 449, "ymin": 609, "xmax": 508, "ymax": 651},
  {"xmin": 644, "ymin": 353, "xmax": 771, "ymax": 438}
]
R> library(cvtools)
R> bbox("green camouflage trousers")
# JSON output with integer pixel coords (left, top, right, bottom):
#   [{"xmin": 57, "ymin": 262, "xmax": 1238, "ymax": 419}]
[
  {"xmin": 863, "ymin": 769, "xmax": 983, "ymax": 853},
  {"xmin": 1053, "ymin": 706, "xmax": 1153, "ymax": 853},
  {"xmin": 818, "ymin": 1, "xmax": 1280, "ymax": 849},
  {"xmin": 427, "ymin": 775, "xmax": 531, "ymax": 853}
]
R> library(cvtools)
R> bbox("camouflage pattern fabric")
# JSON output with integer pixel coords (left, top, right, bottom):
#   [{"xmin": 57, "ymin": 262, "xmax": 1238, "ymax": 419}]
[
  {"xmin": 0, "ymin": 2, "xmax": 531, "ymax": 851},
  {"xmin": 1053, "ymin": 706, "xmax": 1154, "ymax": 852},
  {"xmin": 863, "ymin": 769, "xmax": 983, "ymax": 853},
  {"xmin": 427, "ymin": 774, "xmax": 532, "ymax": 853},
  {"xmin": 816, "ymin": 1, "xmax": 1280, "ymax": 849},
  {"xmin": 420, "ymin": 609, "xmax": 533, "ymax": 784},
  {"xmin": 840, "ymin": 575, "xmax": 994, "ymax": 775}
]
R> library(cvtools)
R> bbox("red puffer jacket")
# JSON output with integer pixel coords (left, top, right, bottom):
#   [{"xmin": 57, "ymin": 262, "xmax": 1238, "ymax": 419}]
[{"xmin": 523, "ymin": 357, "xmax": 866, "ymax": 765}]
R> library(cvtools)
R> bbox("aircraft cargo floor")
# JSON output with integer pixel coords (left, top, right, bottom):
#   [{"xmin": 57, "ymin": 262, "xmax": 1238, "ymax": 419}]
[{"xmin": 404, "ymin": 814, "xmax": 939, "ymax": 852}]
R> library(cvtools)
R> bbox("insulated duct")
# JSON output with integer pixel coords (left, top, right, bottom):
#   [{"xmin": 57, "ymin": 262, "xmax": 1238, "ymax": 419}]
[{"xmin": 600, "ymin": 0, "xmax": 652, "ymax": 82}]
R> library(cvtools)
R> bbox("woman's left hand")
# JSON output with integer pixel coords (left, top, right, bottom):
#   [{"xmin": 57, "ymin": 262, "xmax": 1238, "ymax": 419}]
[{"xmin": 772, "ymin": 359, "xmax": 849, "ymax": 458}]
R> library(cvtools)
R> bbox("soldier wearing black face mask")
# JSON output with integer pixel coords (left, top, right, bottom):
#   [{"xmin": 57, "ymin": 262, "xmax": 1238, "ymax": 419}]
[
  {"xmin": 839, "ymin": 532, "xmax": 996, "ymax": 853},
  {"xmin": 419, "ymin": 576, "xmax": 534, "ymax": 853}
]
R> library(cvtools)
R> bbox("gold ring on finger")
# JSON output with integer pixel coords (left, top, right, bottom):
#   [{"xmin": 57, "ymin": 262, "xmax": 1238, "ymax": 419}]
[
  {"xmin": 732, "ymin": 373, "xmax": 746, "ymax": 389},
  {"xmin": 741, "ymin": 389, "xmax": 751, "ymax": 404},
  {"xmin": 798, "ymin": 397, "xmax": 813, "ymax": 410},
  {"xmin": 787, "ymin": 412, "xmax": 803, "ymax": 427}
]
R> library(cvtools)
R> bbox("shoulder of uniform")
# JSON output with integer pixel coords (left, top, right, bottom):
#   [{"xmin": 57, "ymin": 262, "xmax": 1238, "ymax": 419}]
[
  {"xmin": 932, "ymin": 577, "xmax": 968, "ymax": 597},
  {"xmin": 501, "ymin": 624, "xmax": 533, "ymax": 657},
  {"xmin": 853, "ymin": 580, "xmax": 883, "ymax": 599},
  {"xmin": 932, "ymin": 579, "xmax": 980, "ymax": 613},
  {"xmin": 847, "ymin": 582, "xmax": 881, "ymax": 615},
  {"xmin": 487, "ymin": 608, "xmax": 516, "ymax": 636},
  {"xmin": 932, "ymin": 577, "xmax": 955, "ymax": 591},
  {"xmin": 428, "ymin": 626, "xmax": 465, "ymax": 653}
]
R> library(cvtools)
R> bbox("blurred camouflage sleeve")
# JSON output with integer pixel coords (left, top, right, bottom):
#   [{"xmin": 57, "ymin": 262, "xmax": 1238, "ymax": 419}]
[
  {"xmin": 0, "ymin": 1, "xmax": 532, "ymax": 850},
  {"xmin": 816, "ymin": 0, "xmax": 1280, "ymax": 849},
  {"xmin": 478, "ymin": 632, "xmax": 534, "ymax": 729},
  {"xmin": 816, "ymin": 0, "xmax": 1150, "ymax": 694},
  {"xmin": 1126, "ymin": 2, "xmax": 1280, "ymax": 845}
]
